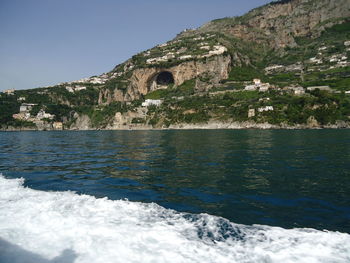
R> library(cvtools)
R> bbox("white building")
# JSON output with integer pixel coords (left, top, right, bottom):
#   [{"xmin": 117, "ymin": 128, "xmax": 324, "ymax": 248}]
[
  {"xmin": 75, "ymin": 86, "xmax": 87, "ymax": 91},
  {"xmin": 306, "ymin": 86, "xmax": 332, "ymax": 92},
  {"xmin": 258, "ymin": 106, "xmax": 274, "ymax": 113},
  {"xmin": 284, "ymin": 86, "xmax": 305, "ymax": 95},
  {"xmin": 66, "ymin": 86, "xmax": 74, "ymax": 93},
  {"xmin": 200, "ymin": 45, "xmax": 210, "ymax": 50},
  {"xmin": 253, "ymin": 79, "xmax": 261, "ymax": 85},
  {"xmin": 3, "ymin": 89, "xmax": 15, "ymax": 95},
  {"xmin": 293, "ymin": 87, "xmax": 305, "ymax": 95},
  {"xmin": 89, "ymin": 77, "xmax": 105, "ymax": 84},
  {"xmin": 309, "ymin": 57, "xmax": 323, "ymax": 64},
  {"xmin": 66, "ymin": 86, "xmax": 87, "ymax": 92},
  {"xmin": 179, "ymin": 55, "xmax": 193, "ymax": 60},
  {"xmin": 158, "ymin": 43, "xmax": 168, "ymax": 48},
  {"xmin": 142, "ymin": 99, "xmax": 163, "ymax": 107},
  {"xmin": 259, "ymin": 84, "xmax": 270, "ymax": 92},
  {"xmin": 245, "ymin": 79, "xmax": 271, "ymax": 92},
  {"xmin": 36, "ymin": 109, "xmax": 55, "ymax": 120},
  {"xmin": 20, "ymin": 103, "xmax": 37, "ymax": 113},
  {"xmin": 146, "ymin": 53, "xmax": 175, "ymax": 64},
  {"xmin": 244, "ymin": 85, "xmax": 257, "ymax": 91}
]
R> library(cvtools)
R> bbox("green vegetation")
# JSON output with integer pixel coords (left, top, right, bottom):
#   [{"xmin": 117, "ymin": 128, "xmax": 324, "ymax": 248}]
[
  {"xmin": 45, "ymin": 104, "xmax": 72, "ymax": 121},
  {"xmin": 302, "ymin": 67, "xmax": 350, "ymax": 91},
  {"xmin": 222, "ymin": 21, "xmax": 350, "ymax": 90},
  {"xmin": 0, "ymin": 82, "xmax": 103, "ymax": 128},
  {"xmin": 146, "ymin": 89, "xmax": 350, "ymax": 127},
  {"xmin": 0, "ymin": 94, "xmax": 20, "ymax": 124},
  {"xmin": 266, "ymin": 21, "xmax": 350, "ymax": 66},
  {"xmin": 226, "ymin": 66, "xmax": 266, "ymax": 82},
  {"xmin": 29, "ymin": 105, "xmax": 41, "ymax": 116},
  {"xmin": 145, "ymin": 80, "xmax": 195, "ymax": 99},
  {"xmin": 5, "ymin": 119, "xmax": 36, "ymax": 128}
]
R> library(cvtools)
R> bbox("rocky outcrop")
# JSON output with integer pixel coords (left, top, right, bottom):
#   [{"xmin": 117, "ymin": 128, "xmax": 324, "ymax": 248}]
[
  {"xmin": 105, "ymin": 109, "xmax": 151, "ymax": 130},
  {"xmin": 69, "ymin": 114, "xmax": 92, "ymax": 130},
  {"xmin": 98, "ymin": 88, "xmax": 126, "ymax": 105},
  {"xmin": 191, "ymin": 0, "xmax": 350, "ymax": 48},
  {"xmin": 98, "ymin": 55, "xmax": 231, "ymax": 103},
  {"xmin": 132, "ymin": 55, "xmax": 230, "ymax": 97}
]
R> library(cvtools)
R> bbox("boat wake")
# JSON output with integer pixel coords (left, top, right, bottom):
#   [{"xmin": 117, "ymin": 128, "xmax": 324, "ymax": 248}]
[{"xmin": 0, "ymin": 175, "xmax": 349, "ymax": 263}]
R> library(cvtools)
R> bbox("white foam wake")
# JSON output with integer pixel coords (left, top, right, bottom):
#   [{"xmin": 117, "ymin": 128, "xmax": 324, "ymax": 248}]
[{"xmin": 0, "ymin": 175, "xmax": 349, "ymax": 263}]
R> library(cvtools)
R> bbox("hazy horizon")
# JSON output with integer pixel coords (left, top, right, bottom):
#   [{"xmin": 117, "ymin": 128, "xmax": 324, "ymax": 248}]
[{"xmin": 0, "ymin": 0, "xmax": 272, "ymax": 91}]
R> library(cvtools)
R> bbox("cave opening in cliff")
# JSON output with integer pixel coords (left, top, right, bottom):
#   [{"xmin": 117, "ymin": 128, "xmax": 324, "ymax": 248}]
[{"xmin": 156, "ymin": 71, "xmax": 174, "ymax": 86}]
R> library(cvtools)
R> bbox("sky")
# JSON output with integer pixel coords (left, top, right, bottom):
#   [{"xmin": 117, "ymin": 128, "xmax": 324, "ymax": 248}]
[{"xmin": 0, "ymin": 0, "xmax": 272, "ymax": 91}]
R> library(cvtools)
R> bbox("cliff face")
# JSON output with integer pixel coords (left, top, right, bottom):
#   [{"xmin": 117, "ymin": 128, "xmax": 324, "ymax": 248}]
[
  {"xmin": 98, "ymin": 54, "xmax": 231, "ymax": 103},
  {"xmin": 185, "ymin": 0, "xmax": 350, "ymax": 48},
  {"xmin": 129, "ymin": 55, "xmax": 231, "ymax": 96}
]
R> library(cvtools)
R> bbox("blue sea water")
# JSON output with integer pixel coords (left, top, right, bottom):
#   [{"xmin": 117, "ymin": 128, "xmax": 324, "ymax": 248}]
[{"xmin": 0, "ymin": 130, "xmax": 350, "ymax": 262}]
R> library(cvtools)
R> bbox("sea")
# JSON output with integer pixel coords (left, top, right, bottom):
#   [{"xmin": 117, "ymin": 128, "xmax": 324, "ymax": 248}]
[{"xmin": 0, "ymin": 130, "xmax": 349, "ymax": 263}]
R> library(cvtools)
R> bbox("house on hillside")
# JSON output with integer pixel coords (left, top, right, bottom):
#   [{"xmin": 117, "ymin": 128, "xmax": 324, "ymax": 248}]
[
  {"xmin": 36, "ymin": 109, "xmax": 55, "ymax": 120},
  {"xmin": 3, "ymin": 89, "xmax": 15, "ymax": 95},
  {"xmin": 284, "ymin": 86, "xmax": 305, "ymax": 95},
  {"xmin": 253, "ymin": 79, "xmax": 261, "ymax": 85},
  {"xmin": 306, "ymin": 86, "xmax": 332, "ymax": 92},
  {"xmin": 142, "ymin": 99, "xmax": 163, "ymax": 107},
  {"xmin": 244, "ymin": 85, "xmax": 257, "ymax": 91},
  {"xmin": 258, "ymin": 106, "xmax": 274, "ymax": 113},
  {"xmin": 66, "ymin": 86, "xmax": 87, "ymax": 93},
  {"xmin": 259, "ymin": 84, "xmax": 270, "ymax": 92},
  {"xmin": 244, "ymin": 79, "xmax": 271, "ymax": 92},
  {"xmin": 20, "ymin": 103, "xmax": 37, "ymax": 113}
]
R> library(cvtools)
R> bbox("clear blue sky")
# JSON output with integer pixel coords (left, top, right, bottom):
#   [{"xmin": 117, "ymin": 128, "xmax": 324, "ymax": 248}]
[{"xmin": 0, "ymin": 0, "xmax": 272, "ymax": 91}]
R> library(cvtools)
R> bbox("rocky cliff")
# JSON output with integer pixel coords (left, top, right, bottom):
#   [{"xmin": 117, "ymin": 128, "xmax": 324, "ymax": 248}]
[
  {"xmin": 98, "ymin": 54, "xmax": 231, "ymax": 103},
  {"xmin": 183, "ymin": 0, "xmax": 350, "ymax": 48}
]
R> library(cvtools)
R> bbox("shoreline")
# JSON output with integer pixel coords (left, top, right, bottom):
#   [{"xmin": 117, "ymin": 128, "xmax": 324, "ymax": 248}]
[{"xmin": 1, "ymin": 120, "xmax": 350, "ymax": 131}]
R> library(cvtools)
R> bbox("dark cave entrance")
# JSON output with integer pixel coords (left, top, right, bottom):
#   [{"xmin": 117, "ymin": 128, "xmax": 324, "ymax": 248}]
[{"xmin": 156, "ymin": 71, "xmax": 174, "ymax": 86}]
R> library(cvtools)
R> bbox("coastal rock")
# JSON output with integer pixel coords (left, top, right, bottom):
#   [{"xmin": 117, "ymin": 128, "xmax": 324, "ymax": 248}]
[
  {"xmin": 70, "ymin": 114, "xmax": 92, "ymax": 130},
  {"xmin": 98, "ymin": 55, "xmax": 231, "ymax": 103},
  {"xmin": 307, "ymin": 116, "xmax": 319, "ymax": 128},
  {"xmin": 125, "ymin": 55, "xmax": 231, "ymax": 99},
  {"xmin": 105, "ymin": 109, "xmax": 150, "ymax": 130}
]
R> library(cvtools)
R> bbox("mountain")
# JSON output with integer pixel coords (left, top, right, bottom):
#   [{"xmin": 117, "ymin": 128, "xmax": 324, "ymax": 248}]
[{"xmin": 1, "ymin": 0, "xmax": 350, "ymax": 130}]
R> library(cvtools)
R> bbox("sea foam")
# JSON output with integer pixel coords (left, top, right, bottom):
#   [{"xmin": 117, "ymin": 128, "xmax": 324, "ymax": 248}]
[{"xmin": 0, "ymin": 175, "xmax": 349, "ymax": 263}]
